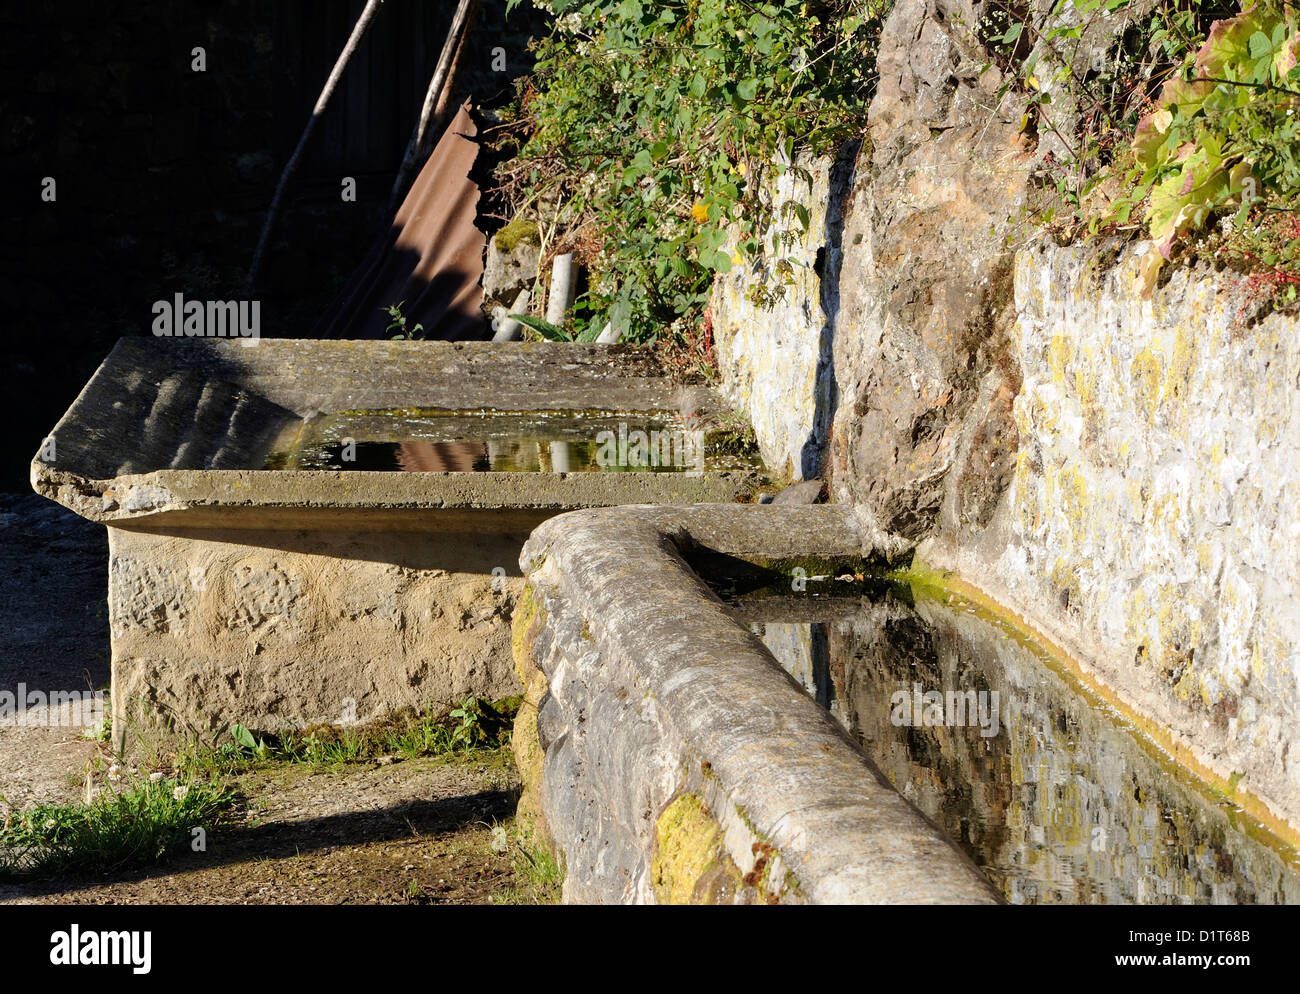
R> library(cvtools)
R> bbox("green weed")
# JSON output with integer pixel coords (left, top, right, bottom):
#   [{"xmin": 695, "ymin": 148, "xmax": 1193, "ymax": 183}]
[
  {"xmin": 0, "ymin": 777, "xmax": 235, "ymax": 881},
  {"xmin": 179, "ymin": 697, "xmax": 522, "ymax": 774}
]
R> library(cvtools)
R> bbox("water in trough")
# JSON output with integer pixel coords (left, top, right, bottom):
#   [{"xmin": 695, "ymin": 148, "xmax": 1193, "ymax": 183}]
[{"xmin": 724, "ymin": 578, "xmax": 1300, "ymax": 904}]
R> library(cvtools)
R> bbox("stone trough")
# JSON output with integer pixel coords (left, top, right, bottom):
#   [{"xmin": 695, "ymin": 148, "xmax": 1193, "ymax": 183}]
[
  {"xmin": 511, "ymin": 502, "xmax": 1000, "ymax": 903},
  {"xmin": 512, "ymin": 503, "xmax": 1300, "ymax": 904},
  {"xmin": 31, "ymin": 338, "xmax": 762, "ymax": 751}
]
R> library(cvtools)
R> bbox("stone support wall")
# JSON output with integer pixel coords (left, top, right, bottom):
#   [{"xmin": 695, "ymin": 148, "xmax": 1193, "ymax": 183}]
[{"xmin": 108, "ymin": 525, "xmax": 524, "ymax": 752}]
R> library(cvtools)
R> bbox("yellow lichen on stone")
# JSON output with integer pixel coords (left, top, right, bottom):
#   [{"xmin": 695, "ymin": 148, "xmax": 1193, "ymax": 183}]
[
  {"xmin": 511, "ymin": 581, "xmax": 546, "ymax": 689},
  {"xmin": 1165, "ymin": 324, "xmax": 1195, "ymax": 411},
  {"xmin": 651, "ymin": 793, "xmax": 743, "ymax": 905},
  {"xmin": 510, "ymin": 580, "xmax": 556, "ymax": 853},
  {"xmin": 1196, "ymin": 543, "xmax": 1215, "ymax": 574},
  {"xmin": 512, "ymin": 665, "xmax": 553, "ymax": 852},
  {"xmin": 1074, "ymin": 357, "xmax": 1098, "ymax": 409},
  {"xmin": 1049, "ymin": 333, "xmax": 1072, "ymax": 387},
  {"xmin": 1130, "ymin": 347, "xmax": 1162, "ymax": 420},
  {"xmin": 1050, "ymin": 557, "xmax": 1083, "ymax": 606}
]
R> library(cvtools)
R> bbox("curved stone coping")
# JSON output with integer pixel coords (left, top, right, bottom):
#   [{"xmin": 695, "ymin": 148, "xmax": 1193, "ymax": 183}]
[{"xmin": 521, "ymin": 504, "xmax": 998, "ymax": 904}]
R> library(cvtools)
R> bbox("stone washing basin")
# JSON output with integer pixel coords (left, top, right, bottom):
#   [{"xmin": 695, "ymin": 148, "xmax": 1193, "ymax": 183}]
[
  {"xmin": 31, "ymin": 338, "xmax": 762, "ymax": 751},
  {"xmin": 512, "ymin": 503, "xmax": 1300, "ymax": 903}
]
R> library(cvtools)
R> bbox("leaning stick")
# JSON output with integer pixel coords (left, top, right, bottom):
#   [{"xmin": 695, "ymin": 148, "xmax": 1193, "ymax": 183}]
[
  {"xmin": 388, "ymin": 0, "xmax": 479, "ymax": 212},
  {"xmin": 248, "ymin": 0, "xmax": 386, "ymax": 292},
  {"xmin": 432, "ymin": 0, "xmax": 480, "ymax": 129}
]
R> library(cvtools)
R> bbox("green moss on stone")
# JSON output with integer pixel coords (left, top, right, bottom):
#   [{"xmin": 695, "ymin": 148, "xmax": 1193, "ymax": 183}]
[
  {"xmin": 509, "ymin": 580, "xmax": 556, "ymax": 857},
  {"xmin": 651, "ymin": 793, "xmax": 742, "ymax": 905},
  {"xmin": 494, "ymin": 216, "xmax": 541, "ymax": 253},
  {"xmin": 511, "ymin": 582, "xmax": 546, "ymax": 689}
]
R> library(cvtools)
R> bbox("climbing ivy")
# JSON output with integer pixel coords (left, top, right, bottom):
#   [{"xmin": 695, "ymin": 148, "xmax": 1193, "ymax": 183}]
[{"xmin": 496, "ymin": 0, "xmax": 886, "ymax": 345}]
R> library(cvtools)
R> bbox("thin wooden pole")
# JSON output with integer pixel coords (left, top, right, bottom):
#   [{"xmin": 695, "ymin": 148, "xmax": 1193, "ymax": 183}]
[
  {"xmin": 432, "ymin": 0, "xmax": 480, "ymax": 129},
  {"xmin": 388, "ymin": 0, "xmax": 478, "ymax": 212},
  {"xmin": 248, "ymin": 0, "xmax": 385, "ymax": 292}
]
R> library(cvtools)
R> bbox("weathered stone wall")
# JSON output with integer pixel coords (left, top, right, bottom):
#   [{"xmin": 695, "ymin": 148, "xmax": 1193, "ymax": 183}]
[
  {"xmin": 108, "ymin": 525, "xmax": 523, "ymax": 751},
  {"xmin": 825, "ymin": 0, "xmax": 1032, "ymax": 541},
  {"xmin": 709, "ymin": 145, "xmax": 857, "ymax": 481},
  {"xmin": 704, "ymin": 0, "xmax": 1300, "ymax": 835},
  {"xmin": 924, "ymin": 242, "xmax": 1300, "ymax": 833}
]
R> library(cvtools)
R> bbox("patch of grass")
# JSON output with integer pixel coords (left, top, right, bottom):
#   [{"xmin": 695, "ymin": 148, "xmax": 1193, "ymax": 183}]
[
  {"xmin": 0, "ymin": 777, "xmax": 236, "ymax": 881},
  {"xmin": 77, "ymin": 691, "xmax": 111, "ymax": 743},
  {"xmin": 179, "ymin": 697, "xmax": 523, "ymax": 775},
  {"xmin": 707, "ymin": 411, "xmax": 760, "ymax": 458},
  {"xmin": 404, "ymin": 879, "xmax": 431, "ymax": 904},
  {"xmin": 492, "ymin": 827, "xmax": 564, "ymax": 906},
  {"xmin": 80, "ymin": 720, "xmax": 111, "ymax": 743}
]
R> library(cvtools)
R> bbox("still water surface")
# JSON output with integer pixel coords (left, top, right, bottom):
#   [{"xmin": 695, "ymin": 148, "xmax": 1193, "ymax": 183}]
[{"xmin": 729, "ymin": 581, "xmax": 1300, "ymax": 904}]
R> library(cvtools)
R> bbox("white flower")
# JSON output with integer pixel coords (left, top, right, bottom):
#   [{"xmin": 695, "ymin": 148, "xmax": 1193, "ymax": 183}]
[
  {"xmin": 172, "ymin": 785, "xmax": 190, "ymax": 802},
  {"xmin": 148, "ymin": 771, "xmax": 164, "ymax": 783},
  {"xmin": 44, "ymin": 818, "xmax": 57, "ymax": 831}
]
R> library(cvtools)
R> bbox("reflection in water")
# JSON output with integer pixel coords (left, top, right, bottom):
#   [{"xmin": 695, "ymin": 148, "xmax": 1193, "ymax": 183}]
[
  {"xmin": 745, "ymin": 589, "xmax": 1300, "ymax": 904},
  {"xmin": 262, "ymin": 410, "xmax": 750, "ymax": 474}
]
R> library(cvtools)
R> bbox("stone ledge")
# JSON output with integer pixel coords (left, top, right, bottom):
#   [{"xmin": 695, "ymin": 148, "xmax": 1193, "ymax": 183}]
[{"xmin": 514, "ymin": 503, "xmax": 998, "ymax": 904}]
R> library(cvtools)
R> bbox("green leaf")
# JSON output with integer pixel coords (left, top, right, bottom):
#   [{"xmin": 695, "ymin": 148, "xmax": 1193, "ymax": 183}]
[{"xmin": 509, "ymin": 314, "xmax": 572, "ymax": 341}]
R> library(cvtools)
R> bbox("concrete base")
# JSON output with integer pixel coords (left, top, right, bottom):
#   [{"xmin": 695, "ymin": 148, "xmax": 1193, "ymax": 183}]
[{"xmin": 107, "ymin": 522, "xmax": 527, "ymax": 752}]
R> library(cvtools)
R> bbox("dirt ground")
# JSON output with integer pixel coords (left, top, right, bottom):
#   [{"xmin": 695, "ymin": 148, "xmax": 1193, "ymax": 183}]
[
  {"xmin": 0, "ymin": 752, "xmax": 526, "ymax": 905},
  {"xmin": 0, "ymin": 493, "xmax": 108, "ymax": 810},
  {"xmin": 0, "ymin": 494, "xmax": 537, "ymax": 905}
]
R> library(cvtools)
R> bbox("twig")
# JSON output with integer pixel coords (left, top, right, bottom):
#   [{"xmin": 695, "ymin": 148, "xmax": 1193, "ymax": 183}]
[
  {"xmin": 248, "ymin": 0, "xmax": 386, "ymax": 292},
  {"xmin": 388, "ymin": 0, "xmax": 480, "ymax": 212},
  {"xmin": 1189, "ymin": 75, "xmax": 1300, "ymax": 98}
]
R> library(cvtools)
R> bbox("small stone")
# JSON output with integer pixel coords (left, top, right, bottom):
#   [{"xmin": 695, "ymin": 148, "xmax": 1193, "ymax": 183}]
[{"xmin": 771, "ymin": 480, "xmax": 825, "ymax": 505}]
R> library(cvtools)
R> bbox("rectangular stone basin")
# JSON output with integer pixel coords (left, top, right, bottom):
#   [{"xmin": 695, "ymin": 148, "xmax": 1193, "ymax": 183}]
[{"xmin": 31, "ymin": 338, "xmax": 762, "ymax": 751}]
